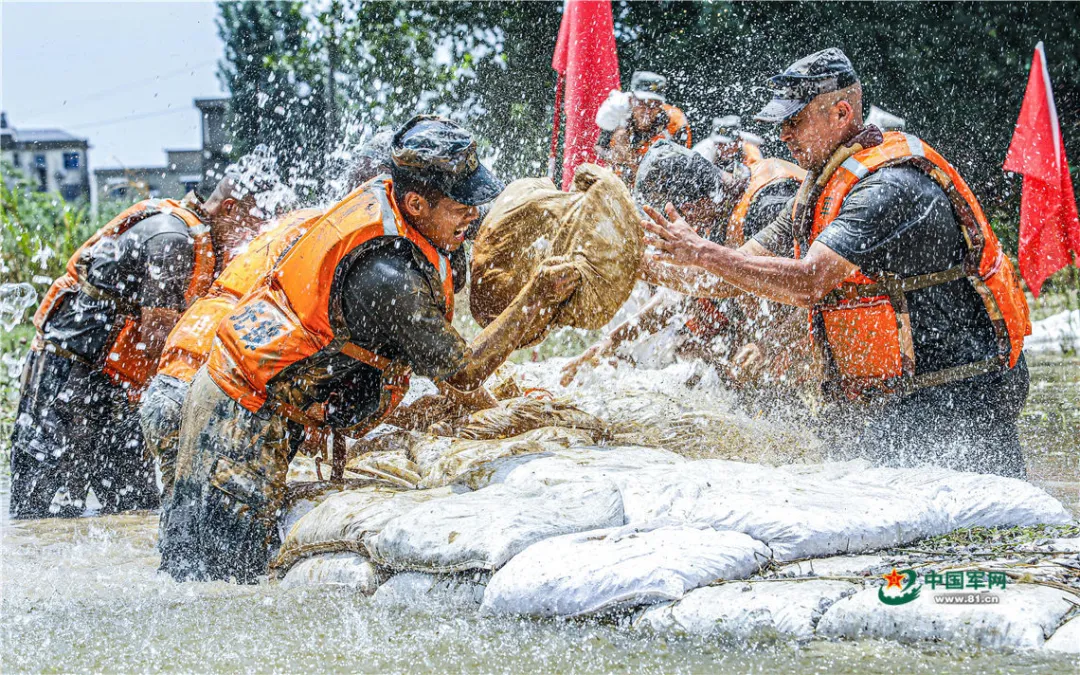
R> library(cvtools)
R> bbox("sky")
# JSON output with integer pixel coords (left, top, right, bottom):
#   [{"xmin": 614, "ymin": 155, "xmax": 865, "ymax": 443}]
[{"xmin": 1, "ymin": 0, "xmax": 226, "ymax": 171}]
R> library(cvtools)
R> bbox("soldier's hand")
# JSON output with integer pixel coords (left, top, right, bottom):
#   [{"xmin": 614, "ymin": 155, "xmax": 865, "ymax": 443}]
[
  {"xmin": 642, "ymin": 203, "xmax": 707, "ymax": 268},
  {"xmin": 530, "ymin": 256, "xmax": 582, "ymax": 307},
  {"xmin": 730, "ymin": 342, "xmax": 765, "ymax": 383},
  {"xmin": 559, "ymin": 339, "xmax": 610, "ymax": 386}
]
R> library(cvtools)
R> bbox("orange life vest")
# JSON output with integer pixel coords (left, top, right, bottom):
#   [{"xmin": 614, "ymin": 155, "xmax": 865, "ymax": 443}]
[
  {"xmin": 687, "ymin": 158, "xmax": 806, "ymax": 341},
  {"xmin": 33, "ymin": 198, "xmax": 214, "ymax": 395},
  {"xmin": 156, "ymin": 208, "xmax": 324, "ymax": 384},
  {"xmin": 797, "ymin": 132, "xmax": 1030, "ymax": 398},
  {"xmin": 634, "ymin": 104, "xmax": 693, "ymax": 156},
  {"xmin": 206, "ymin": 177, "xmax": 456, "ymax": 431},
  {"xmin": 741, "ymin": 141, "xmax": 764, "ymax": 166}
]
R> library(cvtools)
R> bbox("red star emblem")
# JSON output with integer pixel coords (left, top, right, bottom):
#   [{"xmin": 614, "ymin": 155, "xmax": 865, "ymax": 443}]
[{"xmin": 882, "ymin": 568, "xmax": 905, "ymax": 590}]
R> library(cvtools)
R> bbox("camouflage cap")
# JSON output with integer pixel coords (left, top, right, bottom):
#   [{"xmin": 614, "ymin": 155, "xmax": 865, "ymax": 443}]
[
  {"xmin": 630, "ymin": 71, "xmax": 667, "ymax": 102},
  {"xmin": 710, "ymin": 115, "xmax": 742, "ymax": 142},
  {"xmin": 390, "ymin": 115, "xmax": 504, "ymax": 206},
  {"xmin": 755, "ymin": 48, "xmax": 859, "ymax": 124}
]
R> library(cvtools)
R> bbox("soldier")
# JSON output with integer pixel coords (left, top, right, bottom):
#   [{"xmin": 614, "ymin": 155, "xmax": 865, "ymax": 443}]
[
  {"xmin": 562, "ymin": 141, "xmax": 807, "ymax": 393},
  {"xmin": 692, "ymin": 115, "xmax": 765, "ymax": 175},
  {"xmin": 160, "ymin": 116, "xmax": 581, "ymax": 582},
  {"xmin": 640, "ymin": 49, "xmax": 1031, "ymax": 476},
  {"xmin": 595, "ymin": 71, "xmax": 692, "ymax": 185},
  {"xmin": 141, "ymin": 133, "xmax": 392, "ymax": 500},
  {"xmin": 10, "ymin": 172, "xmax": 269, "ymax": 518}
]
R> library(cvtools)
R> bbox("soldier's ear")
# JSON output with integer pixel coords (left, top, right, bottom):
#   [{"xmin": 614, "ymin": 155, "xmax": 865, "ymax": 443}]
[
  {"xmin": 221, "ymin": 197, "xmax": 238, "ymax": 216},
  {"xmin": 402, "ymin": 191, "xmax": 429, "ymax": 219}
]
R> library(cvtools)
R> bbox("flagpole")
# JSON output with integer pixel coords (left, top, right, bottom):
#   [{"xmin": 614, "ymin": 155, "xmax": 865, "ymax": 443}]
[{"xmin": 549, "ymin": 74, "xmax": 564, "ymax": 181}]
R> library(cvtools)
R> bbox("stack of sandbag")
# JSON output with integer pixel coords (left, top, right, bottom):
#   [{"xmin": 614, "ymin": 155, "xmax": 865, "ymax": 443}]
[{"xmin": 470, "ymin": 164, "xmax": 643, "ymax": 346}]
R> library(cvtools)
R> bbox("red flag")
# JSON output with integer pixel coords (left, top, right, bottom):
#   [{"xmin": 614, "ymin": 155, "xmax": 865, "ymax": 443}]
[
  {"xmin": 551, "ymin": 0, "xmax": 620, "ymax": 189},
  {"xmin": 1004, "ymin": 42, "xmax": 1080, "ymax": 297}
]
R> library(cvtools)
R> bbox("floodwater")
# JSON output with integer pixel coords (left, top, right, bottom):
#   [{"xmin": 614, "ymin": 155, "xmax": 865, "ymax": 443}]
[{"xmin": 1, "ymin": 355, "xmax": 1078, "ymax": 674}]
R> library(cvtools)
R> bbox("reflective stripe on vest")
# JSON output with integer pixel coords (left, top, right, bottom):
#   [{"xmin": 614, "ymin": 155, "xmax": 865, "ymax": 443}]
[
  {"xmin": 32, "ymin": 198, "xmax": 214, "ymax": 395},
  {"xmin": 805, "ymin": 131, "xmax": 1031, "ymax": 397},
  {"xmin": 157, "ymin": 208, "xmax": 324, "ymax": 383},
  {"xmin": 206, "ymin": 176, "xmax": 456, "ymax": 417}
]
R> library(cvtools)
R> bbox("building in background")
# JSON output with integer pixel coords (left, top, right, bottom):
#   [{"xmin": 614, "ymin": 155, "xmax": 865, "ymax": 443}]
[
  {"xmin": 93, "ymin": 97, "xmax": 232, "ymax": 202},
  {"xmin": 1, "ymin": 112, "xmax": 92, "ymax": 202},
  {"xmin": 94, "ymin": 149, "xmax": 203, "ymax": 202}
]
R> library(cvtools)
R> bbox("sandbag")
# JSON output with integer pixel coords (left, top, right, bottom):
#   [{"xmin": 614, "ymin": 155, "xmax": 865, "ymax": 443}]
[
  {"xmin": 481, "ymin": 523, "xmax": 770, "ymax": 617},
  {"xmin": 372, "ymin": 572, "xmax": 487, "ymax": 610},
  {"xmin": 437, "ymin": 396, "xmax": 610, "ymax": 441},
  {"xmin": 346, "ymin": 452, "xmax": 423, "ymax": 488},
  {"xmin": 1044, "ymin": 615, "xmax": 1080, "ymax": 654},
  {"xmin": 816, "ymin": 583, "xmax": 1077, "ymax": 650},
  {"xmin": 278, "ymin": 552, "xmax": 381, "ymax": 592},
  {"xmin": 418, "ymin": 427, "xmax": 599, "ymax": 490},
  {"xmin": 638, "ymin": 580, "xmax": 858, "ymax": 640},
  {"xmin": 366, "ymin": 479, "xmax": 624, "ymax": 573},
  {"xmin": 470, "ymin": 164, "xmax": 643, "ymax": 345},
  {"xmin": 273, "ymin": 486, "xmax": 456, "ymax": 573}
]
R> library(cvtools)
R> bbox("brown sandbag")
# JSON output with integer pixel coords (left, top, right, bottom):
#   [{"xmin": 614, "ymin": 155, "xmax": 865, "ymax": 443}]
[
  {"xmin": 432, "ymin": 396, "xmax": 611, "ymax": 442},
  {"xmin": 470, "ymin": 164, "xmax": 643, "ymax": 347}
]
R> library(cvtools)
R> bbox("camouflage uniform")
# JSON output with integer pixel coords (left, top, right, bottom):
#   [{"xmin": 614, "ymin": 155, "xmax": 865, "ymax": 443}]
[
  {"xmin": 138, "ymin": 373, "xmax": 188, "ymax": 499},
  {"xmin": 159, "ymin": 368, "xmax": 294, "ymax": 583}
]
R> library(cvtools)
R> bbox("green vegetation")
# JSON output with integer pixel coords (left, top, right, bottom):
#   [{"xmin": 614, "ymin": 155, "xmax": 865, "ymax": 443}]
[{"xmin": 1, "ymin": 161, "xmax": 130, "ymax": 285}]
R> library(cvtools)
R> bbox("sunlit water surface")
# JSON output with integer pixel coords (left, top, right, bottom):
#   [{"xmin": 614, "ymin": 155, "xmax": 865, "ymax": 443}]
[{"xmin": 1, "ymin": 356, "xmax": 1077, "ymax": 674}]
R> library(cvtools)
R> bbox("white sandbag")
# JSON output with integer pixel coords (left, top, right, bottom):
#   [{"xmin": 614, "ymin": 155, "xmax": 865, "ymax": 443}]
[
  {"xmin": 816, "ymin": 584, "xmax": 1077, "ymax": 650},
  {"xmin": 1025, "ymin": 309, "xmax": 1080, "ymax": 355},
  {"xmin": 1044, "ymin": 615, "xmax": 1080, "ymax": 654},
  {"xmin": 638, "ymin": 580, "xmax": 859, "ymax": 640},
  {"xmin": 372, "ymin": 572, "xmax": 486, "ymax": 610},
  {"xmin": 481, "ymin": 523, "xmax": 770, "ymax": 617},
  {"xmin": 840, "ymin": 465, "xmax": 1074, "ymax": 528},
  {"xmin": 776, "ymin": 554, "xmax": 889, "ymax": 579},
  {"xmin": 367, "ymin": 479, "xmax": 624, "ymax": 574},
  {"xmin": 607, "ymin": 459, "xmax": 949, "ymax": 561},
  {"xmin": 278, "ymin": 553, "xmax": 381, "ymax": 592},
  {"xmin": 275, "ymin": 486, "xmax": 457, "ymax": 571}
]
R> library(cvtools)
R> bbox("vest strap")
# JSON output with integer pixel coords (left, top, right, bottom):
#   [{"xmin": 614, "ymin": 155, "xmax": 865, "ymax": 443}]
[
  {"xmin": 340, "ymin": 342, "xmax": 393, "ymax": 371},
  {"xmin": 818, "ymin": 265, "xmax": 969, "ymax": 306}
]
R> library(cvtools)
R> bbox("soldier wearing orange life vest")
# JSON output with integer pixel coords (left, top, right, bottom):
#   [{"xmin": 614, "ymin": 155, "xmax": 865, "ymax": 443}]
[
  {"xmin": 560, "ymin": 140, "xmax": 807, "ymax": 394},
  {"xmin": 139, "ymin": 207, "xmax": 324, "ymax": 500},
  {"xmin": 140, "ymin": 131, "xmax": 396, "ymax": 502},
  {"xmin": 640, "ymin": 49, "xmax": 1031, "ymax": 477},
  {"xmin": 9, "ymin": 171, "xmax": 271, "ymax": 519},
  {"xmin": 595, "ymin": 71, "xmax": 692, "ymax": 186},
  {"xmin": 160, "ymin": 116, "xmax": 582, "ymax": 583}
]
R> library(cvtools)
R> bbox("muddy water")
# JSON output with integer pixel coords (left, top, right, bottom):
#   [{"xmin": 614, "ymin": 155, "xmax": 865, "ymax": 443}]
[{"xmin": 1, "ymin": 357, "xmax": 1078, "ymax": 673}]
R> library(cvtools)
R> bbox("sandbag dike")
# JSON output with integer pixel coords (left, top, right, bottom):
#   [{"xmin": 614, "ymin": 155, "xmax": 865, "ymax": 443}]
[{"xmin": 273, "ymin": 437, "xmax": 1078, "ymax": 651}]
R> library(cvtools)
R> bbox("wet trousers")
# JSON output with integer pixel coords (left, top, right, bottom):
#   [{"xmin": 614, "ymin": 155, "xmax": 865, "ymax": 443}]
[
  {"xmin": 159, "ymin": 368, "xmax": 294, "ymax": 583},
  {"xmin": 138, "ymin": 374, "xmax": 189, "ymax": 501},
  {"xmin": 9, "ymin": 350, "xmax": 158, "ymax": 519},
  {"xmin": 831, "ymin": 355, "xmax": 1030, "ymax": 479}
]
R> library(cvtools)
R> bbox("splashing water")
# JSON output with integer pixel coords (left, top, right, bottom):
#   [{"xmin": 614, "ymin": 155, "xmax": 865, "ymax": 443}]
[
  {"xmin": 0, "ymin": 283, "xmax": 37, "ymax": 332},
  {"xmin": 222, "ymin": 145, "xmax": 297, "ymax": 221}
]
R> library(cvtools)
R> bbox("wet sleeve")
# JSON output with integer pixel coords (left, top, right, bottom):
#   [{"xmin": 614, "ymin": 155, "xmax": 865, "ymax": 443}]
[
  {"xmin": 137, "ymin": 217, "xmax": 195, "ymax": 310},
  {"xmin": 813, "ymin": 166, "xmax": 947, "ymax": 270},
  {"xmin": 742, "ymin": 179, "xmax": 800, "ymax": 241},
  {"xmin": 750, "ymin": 195, "xmax": 797, "ymax": 257},
  {"xmin": 340, "ymin": 243, "xmax": 468, "ymax": 381}
]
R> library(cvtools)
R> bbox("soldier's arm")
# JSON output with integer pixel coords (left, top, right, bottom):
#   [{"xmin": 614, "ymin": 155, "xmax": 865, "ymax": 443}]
[
  {"xmin": 445, "ymin": 256, "xmax": 581, "ymax": 392},
  {"xmin": 643, "ymin": 203, "xmax": 857, "ymax": 309}
]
